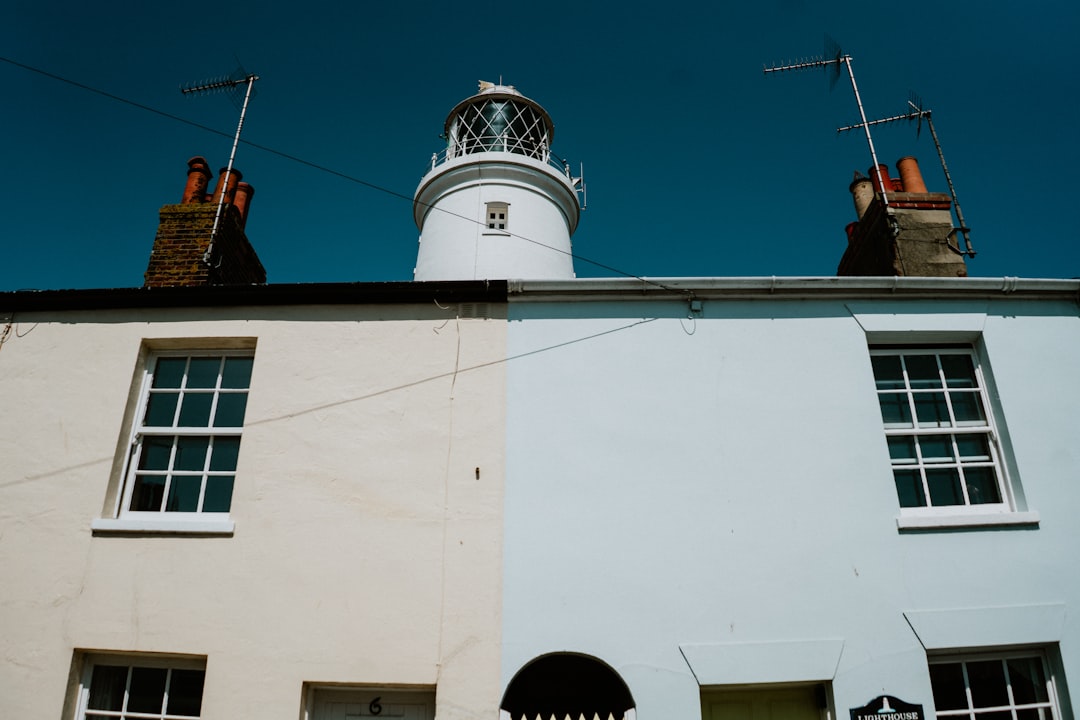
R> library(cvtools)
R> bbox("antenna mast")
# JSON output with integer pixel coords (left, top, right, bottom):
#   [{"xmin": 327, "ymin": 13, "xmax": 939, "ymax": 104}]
[
  {"xmin": 764, "ymin": 38, "xmax": 890, "ymax": 208},
  {"xmin": 181, "ymin": 68, "xmax": 260, "ymax": 265},
  {"xmin": 837, "ymin": 94, "xmax": 974, "ymax": 256}
]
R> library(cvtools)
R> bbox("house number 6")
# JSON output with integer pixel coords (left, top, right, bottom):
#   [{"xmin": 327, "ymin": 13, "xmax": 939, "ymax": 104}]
[{"xmin": 369, "ymin": 697, "xmax": 382, "ymax": 715}]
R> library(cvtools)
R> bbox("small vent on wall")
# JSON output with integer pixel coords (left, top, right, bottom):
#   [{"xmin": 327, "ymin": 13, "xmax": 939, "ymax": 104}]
[{"xmin": 459, "ymin": 303, "xmax": 490, "ymax": 318}]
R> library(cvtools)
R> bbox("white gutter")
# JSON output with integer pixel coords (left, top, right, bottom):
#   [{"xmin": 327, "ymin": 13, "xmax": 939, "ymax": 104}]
[{"xmin": 507, "ymin": 277, "xmax": 1080, "ymax": 302}]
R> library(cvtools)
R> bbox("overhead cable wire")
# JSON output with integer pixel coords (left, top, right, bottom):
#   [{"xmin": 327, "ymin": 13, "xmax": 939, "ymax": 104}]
[
  {"xmin": 243, "ymin": 316, "xmax": 661, "ymax": 427},
  {"xmin": 1, "ymin": 55, "xmax": 689, "ymax": 296},
  {"xmin": 0, "ymin": 315, "xmax": 663, "ymax": 489}
]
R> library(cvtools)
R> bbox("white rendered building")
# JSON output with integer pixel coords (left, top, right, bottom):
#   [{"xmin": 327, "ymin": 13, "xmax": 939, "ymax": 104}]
[
  {"xmin": 0, "ymin": 282, "xmax": 508, "ymax": 720},
  {"xmin": 499, "ymin": 277, "xmax": 1080, "ymax": 720}
]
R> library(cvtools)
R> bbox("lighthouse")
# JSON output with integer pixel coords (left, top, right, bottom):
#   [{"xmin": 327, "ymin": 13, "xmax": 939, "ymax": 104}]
[{"xmin": 413, "ymin": 82, "xmax": 582, "ymax": 280}]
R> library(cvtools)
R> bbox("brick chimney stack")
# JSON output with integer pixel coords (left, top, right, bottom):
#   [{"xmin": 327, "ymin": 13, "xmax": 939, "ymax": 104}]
[
  {"xmin": 143, "ymin": 157, "xmax": 266, "ymax": 288},
  {"xmin": 837, "ymin": 156, "xmax": 968, "ymax": 277}
]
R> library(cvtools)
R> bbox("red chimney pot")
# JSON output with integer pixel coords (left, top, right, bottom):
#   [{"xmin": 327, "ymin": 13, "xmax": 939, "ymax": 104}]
[
  {"xmin": 234, "ymin": 182, "xmax": 255, "ymax": 228},
  {"xmin": 182, "ymin": 157, "xmax": 212, "ymax": 204},
  {"xmin": 869, "ymin": 164, "xmax": 898, "ymax": 194},
  {"xmin": 845, "ymin": 221, "xmax": 859, "ymax": 245},
  {"xmin": 896, "ymin": 156, "xmax": 928, "ymax": 194},
  {"xmin": 212, "ymin": 167, "xmax": 243, "ymax": 204}
]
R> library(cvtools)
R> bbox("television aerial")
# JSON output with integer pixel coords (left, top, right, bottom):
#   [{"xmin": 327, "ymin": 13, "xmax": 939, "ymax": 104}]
[
  {"xmin": 764, "ymin": 36, "xmax": 891, "ymax": 209},
  {"xmin": 837, "ymin": 93, "xmax": 974, "ymax": 257},
  {"xmin": 180, "ymin": 65, "xmax": 260, "ymax": 264}
]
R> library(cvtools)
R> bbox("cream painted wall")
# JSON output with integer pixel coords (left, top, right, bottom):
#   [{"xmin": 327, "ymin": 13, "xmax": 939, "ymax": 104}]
[{"xmin": 0, "ymin": 303, "xmax": 507, "ymax": 720}]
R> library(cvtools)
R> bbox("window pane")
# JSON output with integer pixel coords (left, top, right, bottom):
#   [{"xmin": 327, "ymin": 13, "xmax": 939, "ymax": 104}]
[
  {"xmin": 968, "ymin": 660, "xmax": 1009, "ymax": 708},
  {"xmin": 905, "ymin": 355, "xmax": 943, "ymax": 389},
  {"xmin": 974, "ymin": 712, "xmax": 1012, "ymax": 720},
  {"xmin": 127, "ymin": 666, "xmax": 168, "ymax": 713},
  {"xmin": 1008, "ymin": 657, "xmax": 1049, "ymax": 704},
  {"xmin": 166, "ymin": 669, "xmax": 205, "ymax": 716},
  {"xmin": 887, "ymin": 436, "xmax": 917, "ymax": 463},
  {"xmin": 186, "ymin": 357, "xmax": 221, "ymax": 388},
  {"xmin": 920, "ymin": 435, "xmax": 955, "ymax": 463},
  {"xmin": 166, "ymin": 476, "xmax": 202, "ymax": 512},
  {"xmin": 951, "ymin": 392, "xmax": 986, "ymax": 425},
  {"xmin": 178, "ymin": 393, "xmax": 213, "ymax": 427},
  {"xmin": 209, "ymin": 437, "xmax": 241, "ymax": 471},
  {"xmin": 871, "ymin": 356, "xmax": 905, "ymax": 390},
  {"xmin": 221, "ymin": 357, "xmax": 253, "ymax": 389},
  {"xmin": 87, "ymin": 665, "xmax": 127, "ymax": 711},
  {"xmin": 927, "ymin": 468, "xmax": 964, "ymax": 506},
  {"xmin": 139, "ymin": 437, "xmax": 173, "ymax": 471},
  {"xmin": 915, "ymin": 393, "xmax": 951, "ymax": 427},
  {"xmin": 879, "ymin": 393, "xmax": 912, "ymax": 427},
  {"xmin": 128, "ymin": 352, "xmax": 252, "ymax": 518},
  {"xmin": 1015, "ymin": 710, "xmax": 1053, "ymax": 720},
  {"xmin": 213, "ymin": 393, "xmax": 248, "ymax": 428},
  {"xmin": 174, "ymin": 437, "xmax": 209, "ymax": 471},
  {"xmin": 964, "ymin": 467, "xmax": 1002, "ymax": 505},
  {"xmin": 144, "ymin": 392, "xmax": 179, "ymax": 427},
  {"xmin": 929, "ymin": 662, "xmax": 968, "ymax": 711},
  {"xmin": 941, "ymin": 354, "xmax": 977, "ymax": 388},
  {"xmin": 131, "ymin": 475, "xmax": 166, "ymax": 511},
  {"xmin": 202, "ymin": 476, "xmax": 234, "ymax": 513},
  {"xmin": 152, "ymin": 358, "xmax": 187, "ymax": 388},
  {"xmin": 957, "ymin": 434, "xmax": 992, "ymax": 461},
  {"xmin": 894, "ymin": 469, "xmax": 926, "ymax": 508}
]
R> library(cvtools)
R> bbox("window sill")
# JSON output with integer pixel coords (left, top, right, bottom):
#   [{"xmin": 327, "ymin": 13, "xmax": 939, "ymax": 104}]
[
  {"xmin": 91, "ymin": 517, "xmax": 235, "ymax": 536},
  {"xmin": 896, "ymin": 511, "xmax": 1039, "ymax": 531}
]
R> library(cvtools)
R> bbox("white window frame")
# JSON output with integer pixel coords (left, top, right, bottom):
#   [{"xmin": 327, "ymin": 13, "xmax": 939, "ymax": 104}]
[
  {"xmin": 869, "ymin": 345, "xmax": 1031, "ymax": 527},
  {"xmin": 928, "ymin": 650, "xmax": 1064, "ymax": 720},
  {"xmin": 75, "ymin": 653, "xmax": 206, "ymax": 720},
  {"xmin": 485, "ymin": 201, "xmax": 509, "ymax": 233},
  {"xmin": 93, "ymin": 350, "xmax": 253, "ymax": 535}
]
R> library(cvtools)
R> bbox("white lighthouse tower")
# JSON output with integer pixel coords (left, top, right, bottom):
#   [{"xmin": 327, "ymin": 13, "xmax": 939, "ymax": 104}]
[{"xmin": 413, "ymin": 82, "xmax": 582, "ymax": 280}]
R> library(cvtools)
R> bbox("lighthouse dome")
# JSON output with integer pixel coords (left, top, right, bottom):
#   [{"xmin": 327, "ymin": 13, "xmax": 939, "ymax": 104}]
[{"xmin": 442, "ymin": 83, "xmax": 555, "ymax": 161}]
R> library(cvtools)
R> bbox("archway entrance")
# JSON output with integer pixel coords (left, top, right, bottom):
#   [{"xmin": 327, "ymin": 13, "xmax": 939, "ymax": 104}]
[{"xmin": 501, "ymin": 653, "xmax": 636, "ymax": 720}]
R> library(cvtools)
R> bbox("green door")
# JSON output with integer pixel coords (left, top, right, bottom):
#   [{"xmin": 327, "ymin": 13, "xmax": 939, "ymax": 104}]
[{"xmin": 703, "ymin": 686, "xmax": 823, "ymax": 720}]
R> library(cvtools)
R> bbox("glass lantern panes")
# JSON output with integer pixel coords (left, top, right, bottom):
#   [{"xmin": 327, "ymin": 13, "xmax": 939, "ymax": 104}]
[
  {"xmin": 870, "ymin": 348, "xmax": 1007, "ymax": 511},
  {"xmin": 125, "ymin": 353, "xmax": 252, "ymax": 516},
  {"xmin": 450, "ymin": 98, "xmax": 550, "ymax": 160}
]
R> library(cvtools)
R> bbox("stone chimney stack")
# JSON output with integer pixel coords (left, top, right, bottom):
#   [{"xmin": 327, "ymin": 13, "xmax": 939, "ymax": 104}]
[
  {"xmin": 837, "ymin": 156, "xmax": 968, "ymax": 277},
  {"xmin": 143, "ymin": 157, "xmax": 266, "ymax": 288}
]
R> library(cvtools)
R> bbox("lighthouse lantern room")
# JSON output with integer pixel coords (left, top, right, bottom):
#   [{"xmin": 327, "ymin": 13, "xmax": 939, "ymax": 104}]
[{"xmin": 413, "ymin": 82, "xmax": 582, "ymax": 281}]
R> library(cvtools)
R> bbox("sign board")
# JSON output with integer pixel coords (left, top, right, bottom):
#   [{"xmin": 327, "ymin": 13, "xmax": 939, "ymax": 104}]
[{"xmin": 850, "ymin": 695, "xmax": 924, "ymax": 720}]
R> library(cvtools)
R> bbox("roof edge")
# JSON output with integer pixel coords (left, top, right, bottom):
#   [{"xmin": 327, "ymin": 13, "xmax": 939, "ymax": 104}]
[
  {"xmin": 0, "ymin": 280, "xmax": 508, "ymax": 313},
  {"xmin": 4, "ymin": 277, "xmax": 1078, "ymax": 313},
  {"xmin": 507, "ymin": 277, "xmax": 1080, "ymax": 302}
]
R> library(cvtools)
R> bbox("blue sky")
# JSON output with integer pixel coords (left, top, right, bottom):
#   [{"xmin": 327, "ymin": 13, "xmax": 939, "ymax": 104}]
[{"xmin": 2, "ymin": 1, "xmax": 1078, "ymax": 290}]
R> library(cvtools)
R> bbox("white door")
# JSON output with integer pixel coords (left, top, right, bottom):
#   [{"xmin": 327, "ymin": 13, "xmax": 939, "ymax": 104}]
[{"xmin": 312, "ymin": 688, "xmax": 435, "ymax": 720}]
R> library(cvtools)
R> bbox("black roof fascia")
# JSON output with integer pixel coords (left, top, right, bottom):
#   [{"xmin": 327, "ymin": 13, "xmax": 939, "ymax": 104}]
[{"xmin": 0, "ymin": 281, "xmax": 508, "ymax": 313}]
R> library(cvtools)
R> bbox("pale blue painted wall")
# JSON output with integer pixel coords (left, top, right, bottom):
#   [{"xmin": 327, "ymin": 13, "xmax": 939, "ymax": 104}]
[{"xmin": 502, "ymin": 297, "xmax": 1080, "ymax": 719}]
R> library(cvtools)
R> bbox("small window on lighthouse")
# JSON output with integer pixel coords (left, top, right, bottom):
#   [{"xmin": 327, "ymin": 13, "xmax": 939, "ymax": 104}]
[{"xmin": 485, "ymin": 202, "xmax": 509, "ymax": 232}]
